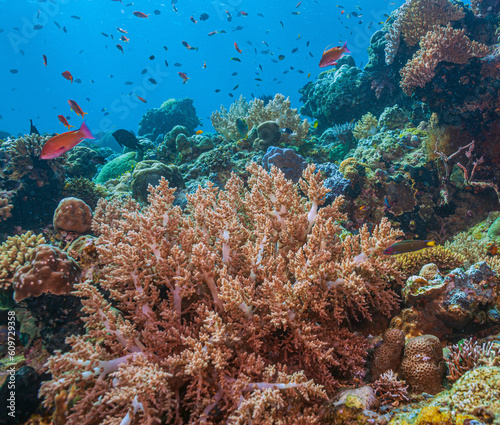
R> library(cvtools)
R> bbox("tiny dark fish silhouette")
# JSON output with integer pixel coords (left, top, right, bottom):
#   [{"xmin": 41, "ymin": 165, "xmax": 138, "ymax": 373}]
[
  {"xmin": 153, "ymin": 9, "xmax": 161, "ymax": 15},
  {"xmin": 124, "ymin": 81, "xmax": 133, "ymax": 85},
  {"xmin": 10, "ymin": 69, "xmax": 18, "ymax": 74},
  {"xmin": 141, "ymin": 68, "xmax": 148, "ymax": 74},
  {"xmin": 199, "ymin": 12, "xmax": 209, "ymax": 21},
  {"xmin": 149, "ymin": 78, "xmax": 157, "ymax": 85},
  {"xmin": 149, "ymin": 55, "xmax": 155, "ymax": 60},
  {"xmin": 30, "ymin": 119, "xmax": 40, "ymax": 135},
  {"xmin": 33, "ymin": 24, "xmax": 43, "ymax": 30},
  {"xmin": 71, "ymin": 15, "xmax": 81, "ymax": 19}
]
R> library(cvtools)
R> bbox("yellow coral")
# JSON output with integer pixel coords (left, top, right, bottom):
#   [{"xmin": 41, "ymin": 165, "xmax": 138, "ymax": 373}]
[
  {"xmin": 339, "ymin": 157, "xmax": 367, "ymax": 181},
  {"xmin": 352, "ymin": 113, "xmax": 378, "ymax": 141},
  {"xmin": 0, "ymin": 197, "xmax": 13, "ymax": 221},
  {"xmin": 0, "ymin": 231, "xmax": 46, "ymax": 288},
  {"xmin": 210, "ymin": 94, "xmax": 309, "ymax": 142},
  {"xmin": 396, "ymin": 246, "xmax": 465, "ymax": 279}
]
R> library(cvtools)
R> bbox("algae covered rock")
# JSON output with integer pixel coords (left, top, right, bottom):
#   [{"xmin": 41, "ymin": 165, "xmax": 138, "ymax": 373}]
[
  {"xmin": 138, "ymin": 98, "xmax": 199, "ymax": 141},
  {"xmin": 253, "ymin": 121, "xmax": 281, "ymax": 149},
  {"xmin": 94, "ymin": 151, "xmax": 138, "ymax": 184},
  {"xmin": 131, "ymin": 160, "xmax": 184, "ymax": 203},
  {"xmin": 378, "ymin": 105, "xmax": 410, "ymax": 131}
]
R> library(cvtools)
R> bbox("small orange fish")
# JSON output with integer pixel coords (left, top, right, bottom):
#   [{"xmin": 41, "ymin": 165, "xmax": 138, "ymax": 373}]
[
  {"xmin": 240, "ymin": 11, "xmax": 248, "ymax": 16},
  {"xmin": 136, "ymin": 95, "xmax": 147, "ymax": 103},
  {"xmin": 319, "ymin": 42, "xmax": 350, "ymax": 67},
  {"xmin": 208, "ymin": 31, "xmax": 217, "ymax": 36},
  {"xmin": 190, "ymin": 16, "xmax": 197, "ymax": 23},
  {"xmin": 234, "ymin": 42, "xmax": 242, "ymax": 53},
  {"xmin": 40, "ymin": 121, "xmax": 94, "ymax": 159},
  {"xmin": 133, "ymin": 11, "xmax": 149, "ymax": 18},
  {"xmin": 178, "ymin": 72, "xmax": 189, "ymax": 84},
  {"xmin": 202, "ymin": 61, "xmax": 206, "ymax": 68},
  {"xmin": 58, "ymin": 115, "xmax": 74, "ymax": 130},
  {"xmin": 120, "ymin": 36, "xmax": 129, "ymax": 42},
  {"xmin": 117, "ymin": 27, "xmax": 128, "ymax": 33},
  {"xmin": 43, "ymin": 54, "xmax": 47, "ymax": 66},
  {"xmin": 68, "ymin": 99, "xmax": 88, "ymax": 118},
  {"xmin": 195, "ymin": 130, "xmax": 203, "ymax": 135},
  {"xmin": 61, "ymin": 70, "xmax": 73, "ymax": 82}
]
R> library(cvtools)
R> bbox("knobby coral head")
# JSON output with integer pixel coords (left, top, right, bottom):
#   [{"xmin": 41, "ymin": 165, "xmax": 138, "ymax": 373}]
[{"xmin": 40, "ymin": 163, "xmax": 404, "ymax": 424}]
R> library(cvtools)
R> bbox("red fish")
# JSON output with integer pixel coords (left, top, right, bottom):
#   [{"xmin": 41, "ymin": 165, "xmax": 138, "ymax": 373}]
[
  {"xmin": 40, "ymin": 121, "xmax": 95, "ymax": 159},
  {"xmin": 178, "ymin": 72, "xmax": 189, "ymax": 84},
  {"xmin": 43, "ymin": 54, "xmax": 47, "ymax": 66},
  {"xmin": 234, "ymin": 42, "xmax": 242, "ymax": 53},
  {"xmin": 240, "ymin": 11, "xmax": 248, "ymax": 16},
  {"xmin": 117, "ymin": 27, "xmax": 128, "ymax": 33},
  {"xmin": 137, "ymin": 95, "xmax": 147, "ymax": 103},
  {"xmin": 133, "ymin": 11, "xmax": 149, "ymax": 18},
  {"xmin": 120, "ymin": 36, "xmax": 129, "ymax": 42},
  {"xmin": 68, "ymin": 99, "xmax": 88, "ymax": 118},
  {"xmin": 61, "ymin": 70, "xmax": 73, "ymax": 82},
  {"xmin": 208, "ymin": 31, "xmax": 217, "ymax": 36},
  {"xmin": 319, "ymin": 42, "xmax": 350, "ymax": 67},
  {"xmin": 58, "ymin": 115, "xmax": 74, "ymax": 130}
]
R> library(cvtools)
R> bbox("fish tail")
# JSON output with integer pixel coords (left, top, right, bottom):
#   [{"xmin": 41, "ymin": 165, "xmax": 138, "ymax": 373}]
[
  {"xmin": 79, "ymin": 120, "xmax": 95, "ymax": 139},
  {"xmin": 343, "ymin": 41, "xmax": 351, "ymax": 53},
  {"xmin": 426, "ymin": 241, "xmax": 436, "ymax": 247}
]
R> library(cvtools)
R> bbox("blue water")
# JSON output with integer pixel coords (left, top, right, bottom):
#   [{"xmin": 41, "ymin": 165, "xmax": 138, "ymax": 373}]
[{"xmin": 1, "ymin": 0, "xmax": 403, "ymax": 138}]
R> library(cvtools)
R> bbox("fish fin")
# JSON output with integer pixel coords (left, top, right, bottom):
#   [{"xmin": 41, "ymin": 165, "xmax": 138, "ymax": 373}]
[
  {"xmin": 79, "ymin": 120, "xmax": 95, "ymax": 139},
  {"xmin": 323, "ymin": 44, "xmax": 333, "ymax": 52},
  {"xmin": 342, "ymin": 41, "xmax": 351, "ymax": 53},
  {"xmin": 426, "ymin": 241, "xmax": 436, "ymax": 247}
]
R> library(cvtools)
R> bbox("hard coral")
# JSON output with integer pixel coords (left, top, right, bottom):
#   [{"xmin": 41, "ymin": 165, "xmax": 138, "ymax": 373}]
[
  {"xmin": 400, "ymin": 24, "xmax": 492, "ymax": 95},
  {"xmin": 400, "ymin": 334, "xmax": 446, "ymax": 394},
  {"xmin": 352, "ymin": 113, "xmax": 378, "ymax": 141},
  {"xmin": 0, "ymin": 196, "xmax": 13, "ymax": 221},
  {"xmin": 40, "ymin": 163, "xmax": 404, "ymax": 424},
  {"xmin": 0, "ymin": 231, "xmax": 46, "ymax": 289},
  {"xmin": 396, "ymin": 246, "xmax": 466, "ymax": 279},
  {"xmin": 372, "ymin": 370, "xmax": 409, "ymax": 407},
  {"xmin": 12, "ymin": 244, "xmax": 81, "ymax": 302},
  {"xmin": 211, "ymin": 94, "xmax": 310, "ymax": 142},
  {"xmin": 371, "ymin": 329, "xmax": 405, "ymax": 380},
  {"xmin": 53, "ymin": 197, "xmax": 93, "ymax": 235}
]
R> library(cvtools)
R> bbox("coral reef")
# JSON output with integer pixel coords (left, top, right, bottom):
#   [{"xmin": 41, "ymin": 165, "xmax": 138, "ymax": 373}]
[
  {"xmin": 62, "ymin": 177, "xmax": 109, "ymax": 210},
  {"xmin": 138, "ymin": 98, "xmax": 199, "ymax": 141},
  {"xmin": 131, "ymin": 160, "xmax": 184, "ymax": 203},
  {"xmin": 353, "ymin": 112, "xmax": 379, "ymax": 141},
  {"xmin": 94, "ymin": 151, "xmax": 138, "ymax": 184},
  {"xmin": 400, "ymin": 24, "xmax": 492, "ymax": 95},
  {"xmin": 39, "ymin": 164, "xmax": 404, "ymax": 424},
  {"xmin": 211, "ymin": 94, "xmax": 310, "ymax": 142}
]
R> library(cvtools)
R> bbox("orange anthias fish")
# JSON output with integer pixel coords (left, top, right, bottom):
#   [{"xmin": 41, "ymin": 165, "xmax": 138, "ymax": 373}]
[
  {"xmin": 319, "ymin": 41, "xmax": 350, "ymax": 67},
  {"xmin": 133, "ymin": 11, "xmax": 149, "ymax": 18},
  {"xmin": 40, "ymin": 121, "xmax": 94, "ymax": 159},
  {"xmin": 58, "ymin": 115, "xmax": 74, "ymax": 130},
  {"xmin": 178, "ymin": 72, "xmax": 189, "ymax": 84},
  {"xmin": 61, "ymin": 70, "xmax": 73, "ymax": 82},
  {"xmin": 137, "ymin": 95, "xmax": 147, "ymax": 103},
  {"xmin": 43, "ymin": 54, "xmax": 47, "ymax": 66},
  {"xmin": 68, "ymin": 99, "xmax": 88, "ymax": 118},
  {"xmin": 234, "ymin": 42, "xmax": 242, "ymax": 53}
]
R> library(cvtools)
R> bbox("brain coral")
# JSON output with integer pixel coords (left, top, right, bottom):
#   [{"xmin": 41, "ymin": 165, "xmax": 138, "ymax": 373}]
[
  {"xmin": 12, "ymin": 244, "xmax": 81, "ymax": 302},
  {"xmin": 371, "ymin": 328, "xmax": 406, "ymax": 380},
  {"xmin": 400, "ymin": 335, "xmax": 445, "ymax": 394}
]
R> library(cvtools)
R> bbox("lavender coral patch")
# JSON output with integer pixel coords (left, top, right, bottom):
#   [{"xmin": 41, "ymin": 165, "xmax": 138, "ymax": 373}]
[{"xmin": 262, "ymin": 146, "xmax": 307, "ymax": 183}]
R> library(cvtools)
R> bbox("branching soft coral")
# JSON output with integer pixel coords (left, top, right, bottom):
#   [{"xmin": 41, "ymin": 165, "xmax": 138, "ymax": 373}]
[{"xmin": 40, "ymin": 163, "xmax": 403, "ymax": 424}]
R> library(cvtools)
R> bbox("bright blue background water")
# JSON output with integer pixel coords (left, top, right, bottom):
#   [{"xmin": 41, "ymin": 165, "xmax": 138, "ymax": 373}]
[{"xmin": 0, "ymin": 0, "xmax": 403, "ymax": 138}]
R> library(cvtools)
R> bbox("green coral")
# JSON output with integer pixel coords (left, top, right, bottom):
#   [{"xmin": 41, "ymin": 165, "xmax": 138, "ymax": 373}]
[{"xmin": 94, "ymin": 152, "xmax": 138, "ymax": 184}]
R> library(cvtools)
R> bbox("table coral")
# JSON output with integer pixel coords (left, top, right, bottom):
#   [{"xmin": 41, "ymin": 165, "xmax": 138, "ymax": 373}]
[{"xmin": 39, "ymin": 163, "xmax": 405, "ymax": 424}]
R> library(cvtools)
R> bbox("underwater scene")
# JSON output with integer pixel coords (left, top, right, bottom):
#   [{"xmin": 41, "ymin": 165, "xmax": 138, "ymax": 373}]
[{"xmin": 1, "ymin": 0, "xmax": 500, "ymax": 424}]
